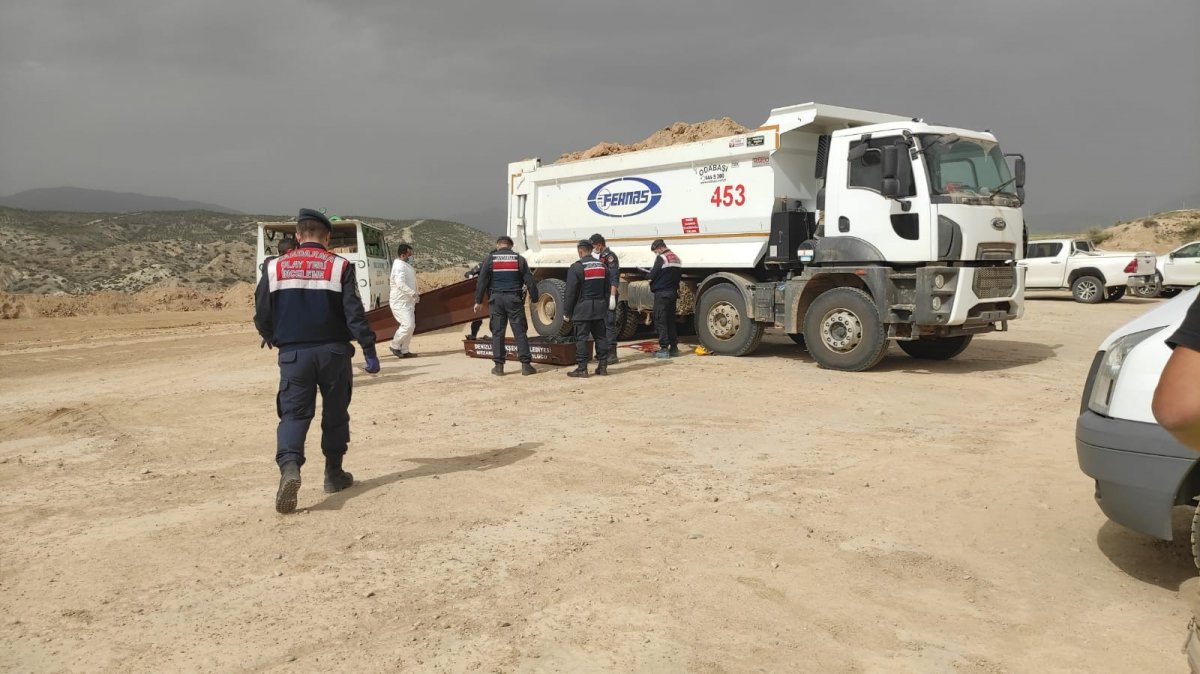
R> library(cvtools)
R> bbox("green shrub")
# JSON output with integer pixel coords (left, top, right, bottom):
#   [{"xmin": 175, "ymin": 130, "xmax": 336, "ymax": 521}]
[{"xmin": 1087, "ymin": 227, "xmax": 1113, "ymax": 245}]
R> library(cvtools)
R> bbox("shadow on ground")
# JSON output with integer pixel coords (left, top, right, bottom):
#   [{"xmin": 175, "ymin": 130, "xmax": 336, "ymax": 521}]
[
  {"xmin": 751, "ymin": 337, "xmax": 1059, "ymax": 374},
  {"xmin": 1096, "ymin": 510, "xmax": 1197, "ymax": 591},
  {"xmin": 309, "ymin": 442, "xmax": 540, "ymax": 511}
]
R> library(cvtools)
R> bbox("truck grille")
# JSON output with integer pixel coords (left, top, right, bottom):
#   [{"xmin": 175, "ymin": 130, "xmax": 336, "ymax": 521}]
[
  {"xmin": 977, "ymin": 243, "xmax": 1015, "ymax": 261},
  {"xmin": 973, "ymin": 267, "xmax": 1016, "ymax": 299}
]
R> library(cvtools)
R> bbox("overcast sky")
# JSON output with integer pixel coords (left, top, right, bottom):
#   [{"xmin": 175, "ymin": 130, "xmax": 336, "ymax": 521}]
[{"xmin": 1, "ymin": 0, "xmax": 1197, "ymax": 232}]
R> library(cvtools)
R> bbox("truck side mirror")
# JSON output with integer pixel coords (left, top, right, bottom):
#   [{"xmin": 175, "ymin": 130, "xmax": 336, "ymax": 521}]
[{"xmin": 1014, "ymin": 156, "xmax": 1026, "ymax": 188}]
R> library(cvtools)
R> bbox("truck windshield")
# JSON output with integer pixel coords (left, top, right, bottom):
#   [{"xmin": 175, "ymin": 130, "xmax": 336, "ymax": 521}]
[{"xmin": 919, "ymin": 134, "xmax": 1016, "ymax": 204}]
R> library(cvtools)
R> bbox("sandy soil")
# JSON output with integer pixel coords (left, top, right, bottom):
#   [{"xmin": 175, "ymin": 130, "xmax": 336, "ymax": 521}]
[
  {"xmin": 557, "ymin": 118, "xmax": 749, "ymax": 164},
  {"xmin": 1, "ymin": 294, "xmax": 1195, "ymax": 673},
  {"xmin": 1099, "ymin": 209, "xmax": 1199, "ymax": 254}
]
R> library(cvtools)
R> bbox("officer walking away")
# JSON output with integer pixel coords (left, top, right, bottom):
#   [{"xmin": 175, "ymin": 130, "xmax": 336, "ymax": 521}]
[
  {"xmin": 563, "ymin": 239, "xmax": 610, "ymax": 378},
  {"xmin": 464, "ymin": 263, "xmax": 484, "ymax": 340},
  {"xmin": 589, "ymin": 234, "xmax": 621, "ymax": 364},
  {"xmin": 254, "ymin": 208, "xmax": 380, "ymax": 515},
  {"xmin": 473, "ymin": 235, "xmax": 539, "ymax": 376},
  {"xmin": 389, "ymin": 243, "xmax": 419, "ymax": 358},
  {"xmin": 649, "ymin": 239, "xmax": 683, "ymax": 359}
]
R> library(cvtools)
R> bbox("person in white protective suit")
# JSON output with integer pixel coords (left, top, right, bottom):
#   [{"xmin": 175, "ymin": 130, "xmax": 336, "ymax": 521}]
[{"xmin": 388, "ymin": 243, "xmax": 419, "ymax": 358}]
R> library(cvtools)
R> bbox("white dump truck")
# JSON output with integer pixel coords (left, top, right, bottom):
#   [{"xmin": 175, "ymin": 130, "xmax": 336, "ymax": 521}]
[
  {"xmin": 507, "ymin": 102, "xmax": 1027, "ymax": 371},
  {"xmin": 255, "ymin": 218, "xmax": 392, "ymax": 310}
]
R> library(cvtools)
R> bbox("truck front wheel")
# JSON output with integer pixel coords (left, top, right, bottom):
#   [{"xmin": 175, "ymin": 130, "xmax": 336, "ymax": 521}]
[
  {"xmin": 897, "ymin": 335, "xmax": 973, "ymax": 360},
  {"xmin": 1071, "ymin": 275, "xmax": 1105, "ymax": 304},
  {"xmin": 531, "ymin": 279, "xmax": 572, "ymax": 337},
  {"xmin": 803, "ymin": 288, "xmax": 888, "ymax": 371},
  {"xmin": 696, "ymin": 284, "xmax": 764, "ymax": 356}
]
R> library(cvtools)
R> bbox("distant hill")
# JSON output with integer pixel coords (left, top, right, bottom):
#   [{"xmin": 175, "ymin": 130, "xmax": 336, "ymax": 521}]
[
  {"xmin": 0, "ymin": 207, "xmax": 492, "ymax": 295},
  {"xmin": 0, "ymin": 187, "xmax": 241, "ymax": 214},
  {"xmin": 1087, "ymin": 209, "xmax": 1200, "ymax": 253}
]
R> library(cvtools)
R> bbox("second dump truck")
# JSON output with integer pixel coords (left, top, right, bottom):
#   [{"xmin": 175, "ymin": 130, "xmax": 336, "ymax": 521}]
[{"xmin": 507, "ymin": 102, "xmax": 1028, "ymax": 371}]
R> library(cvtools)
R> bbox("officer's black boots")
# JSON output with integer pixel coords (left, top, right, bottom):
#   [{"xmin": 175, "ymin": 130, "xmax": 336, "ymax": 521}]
[
  {"xmin": 595, "ymin": 362, "xmax": 608, "ymax": 376},
  {"xmin": 276, "ymin": 462, "xmax": 302, "ymax": 514},
  {"xmin": 323, "ymin": 454, "xmax": 354, "ymax": 493},
  {"xmin": 492, "ymin": 364, "xmax": 504, "ymax": 376},
  {"xmin": 522, "ymin": 363, "xmax": 536, "ymax": 376},
  {"xmin": 567, "ymin": 367, "xmax": 588, "ymax": 378},
  {"xmin": 607, "ymin": 355, "xmax": 620, "ymax": 365},
  {"xmin": 669, "ymin": 347, "xmax": 681, "ymax": 357}
]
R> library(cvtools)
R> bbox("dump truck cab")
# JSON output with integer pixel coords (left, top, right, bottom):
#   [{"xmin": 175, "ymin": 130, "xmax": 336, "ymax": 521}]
[{"xmin": 255, "ymin": 219, "xmax": 391, "ymax": 310}]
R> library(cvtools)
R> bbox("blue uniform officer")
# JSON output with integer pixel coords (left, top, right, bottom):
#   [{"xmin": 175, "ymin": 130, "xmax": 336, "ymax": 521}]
[{"xmin": 254, "ymin": 208, "xmax": 380, "ymax": 514}]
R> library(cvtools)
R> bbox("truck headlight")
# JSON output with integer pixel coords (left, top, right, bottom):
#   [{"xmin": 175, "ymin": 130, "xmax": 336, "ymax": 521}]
[{"xmin": 1087, "ymin": 327, "xmax": 1162, "ymax": 416}]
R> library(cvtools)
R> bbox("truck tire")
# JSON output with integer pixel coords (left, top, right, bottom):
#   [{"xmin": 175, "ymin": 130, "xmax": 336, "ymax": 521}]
[
  {"xmin": 1192, "ymin": 502, "xmax": 1200, "ymax": 571},
  {"xmin": 616, "ymin": 302, "xmax": 640, "ymax": 340},
  {"xmin": 1105, "ymin": 287, "xmax": 1126, "ymax": 301},
  {"xmin": 803, "ymin": 287, "xmax": 888, "ymax": 371},
  {"xmin": 1071, "ymin": 275, "xmax": 1104, "ymax": 304},
  {"xmin": 531, "ymin": 279, "xmax": 571, "ymax": 337},
  {"xmin": 897, "ymin": 335, "xmax": 973, "ymax": 360},
  {"xmin": 696, "ymin": 283, "xmax": 764, "ymax": 356}
]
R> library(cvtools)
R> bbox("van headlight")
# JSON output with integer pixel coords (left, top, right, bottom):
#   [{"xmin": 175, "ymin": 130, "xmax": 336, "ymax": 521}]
[{"xmin": 1087, "ymin": 327, "xmax": 1163, "ymax": 416}]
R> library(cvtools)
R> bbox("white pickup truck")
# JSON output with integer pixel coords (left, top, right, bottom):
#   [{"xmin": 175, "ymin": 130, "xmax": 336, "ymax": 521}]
[
  {"xmin": 1020, "ymin": 238, "xmax": 1157, "ymax": 303},
  {"xmin": 1135, "ymin": 241, "xmax": 1200, "ymax": 298}
]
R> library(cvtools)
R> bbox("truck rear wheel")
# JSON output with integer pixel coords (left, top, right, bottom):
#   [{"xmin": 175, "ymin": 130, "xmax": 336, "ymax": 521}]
[
  {"xmin": 696, "ymin": 284, "xmax": 764, "ymax": 356},
  {"xmin": 1071, "ymin": 275, "xmax": 1104, "ymax": 304},
  {"xmin": 616, "ymin": 302, "xmax": 640, "ymax": 340},
  {"xmin": 531, "ymin": 279, "xmax": 571, "ymax": 337},
  {"xmin": 897, "ymin": 335, "xmax": 973, "ymax": 360},
  {"xmin": 803, "ymin": 288, "xmax": 888, "ymax": 371}
]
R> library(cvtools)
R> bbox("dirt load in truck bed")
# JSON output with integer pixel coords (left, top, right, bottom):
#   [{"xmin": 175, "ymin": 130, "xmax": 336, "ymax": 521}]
[{"xmin": 556, "ymin": 117, "xmax": 750, "ymax": 163}]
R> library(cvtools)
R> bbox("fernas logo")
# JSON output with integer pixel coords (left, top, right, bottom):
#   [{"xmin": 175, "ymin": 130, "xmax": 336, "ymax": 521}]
[{"xmin": 587, "ymin": 177, "xmax": 662, "ymax": 218}]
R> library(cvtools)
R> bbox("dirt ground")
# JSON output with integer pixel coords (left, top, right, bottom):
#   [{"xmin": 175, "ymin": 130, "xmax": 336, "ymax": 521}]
[{"xmin": 1, "ymin": 294, "xmax": 1196, "ymax": 673}]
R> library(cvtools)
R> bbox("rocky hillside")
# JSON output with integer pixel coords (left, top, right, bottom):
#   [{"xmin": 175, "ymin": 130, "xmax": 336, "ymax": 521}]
[
  {"xmin": 0, "ymin": 207, "xmax": 492, "ymax": 295},
  {"xmin": 1090, "ymin": 209, "xmax": 1200, "ymax": 253}
]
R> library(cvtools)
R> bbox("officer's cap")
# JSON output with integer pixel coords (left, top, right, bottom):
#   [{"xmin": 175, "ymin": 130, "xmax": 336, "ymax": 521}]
[
  {"xmin": 577, "ymin": 239, "xmax": 593, "ymax": 249},
  {"xmin": 297, "ymin": 208, "xmax": 333, "ymax": 231},
  {"xmin": 650, "ymin": 239, "xmax": 666, "ymax": 250},
  {"xmin": 588, "ymin": 233, "xmax": 605, "ymax": 245}
]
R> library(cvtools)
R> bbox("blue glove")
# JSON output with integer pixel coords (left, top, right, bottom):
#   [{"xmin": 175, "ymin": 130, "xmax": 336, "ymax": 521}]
[{"xmin": 362, "ymin": 345, "xmax": 380, "ymax": 374}]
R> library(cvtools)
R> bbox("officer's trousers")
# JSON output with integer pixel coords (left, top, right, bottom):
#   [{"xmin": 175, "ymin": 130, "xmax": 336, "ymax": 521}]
[
  {"xmin": 604, "ymin": 304, "xmax": 619, "ymax": 361},
  {"xmin": 490, "ymin": 292, "xmax": 531, "ymax": 364},
  {"xmin": 275, "ymin": 342, "xmax": 353, "ymax": 468},
  {"xmin": 653, "ymin": 291, "xmax": 679, "ymax": 349},
  {"xmin": 574, "ymin": 317, "xmax": 608, "ymax": 368}
]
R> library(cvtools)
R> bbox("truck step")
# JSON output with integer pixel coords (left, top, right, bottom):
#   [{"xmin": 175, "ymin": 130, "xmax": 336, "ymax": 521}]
[{"xmin": 890, "ymin": 304, "xmax": 916, "ymax": 311}]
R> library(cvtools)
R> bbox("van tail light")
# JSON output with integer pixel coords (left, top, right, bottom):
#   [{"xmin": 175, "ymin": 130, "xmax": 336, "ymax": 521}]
[{"xmin": 1123, "ymin": 259, "xmax": 1138, "ymax": 274}]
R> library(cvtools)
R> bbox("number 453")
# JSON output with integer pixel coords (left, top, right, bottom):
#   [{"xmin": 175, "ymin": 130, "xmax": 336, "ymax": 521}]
[{"xmin": 710, "ymin": 184, "xmax": 746, "ymax": 207}]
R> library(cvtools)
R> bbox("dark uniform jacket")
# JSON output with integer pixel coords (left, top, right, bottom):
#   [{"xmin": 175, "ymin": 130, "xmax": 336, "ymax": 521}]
[
  {"xmin": 649, "ymin": 248, "xmax": 683, "ymax": 293},
  {"xmin": 597, "ymin": 247, "xmax": 620, "ymax": 292},
  {"xmin": 254, "ymin": 243, "xmax": 377, "ymax": 353},
  {"xmin": 1168, "ymin": 294, "xmax": 1200, "ymax": 350},
  {"xmin": 474, "ymin": 249, "xmax": 539, "ymax": 303},
  {"xmin": 563, "ymin": 256, "xmax": 609, "ymax": 321}
]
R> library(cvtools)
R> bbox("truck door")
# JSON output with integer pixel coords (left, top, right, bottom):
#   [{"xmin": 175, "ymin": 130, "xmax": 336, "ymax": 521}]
[
  {"xmin": 825, "ymin": 131, "xmax": 932, "ymax": 263},
  {"xmin": 1020, "ymin": 241, "xmax": 1066, "ymax": 287},
  {"xmin": 1165, "ymin": 242, "xmax": 1200, "ymax": 286}
]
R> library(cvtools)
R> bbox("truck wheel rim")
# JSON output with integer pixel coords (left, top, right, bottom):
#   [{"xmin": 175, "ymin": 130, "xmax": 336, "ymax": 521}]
[
  {"xmin": 707, "ymin": 302, "xmax": 741, "ymax": 341},
  {"xmin": 537, "ymin": 295, "xmax": 557, "ymax": 324},
  {"xmin": 1077, "ymin": 280, "xmax": 1099, "ymax": 300},
  {"xmin": 820, "ymin": 309, "xmax": 863, "ymax": 353}
]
